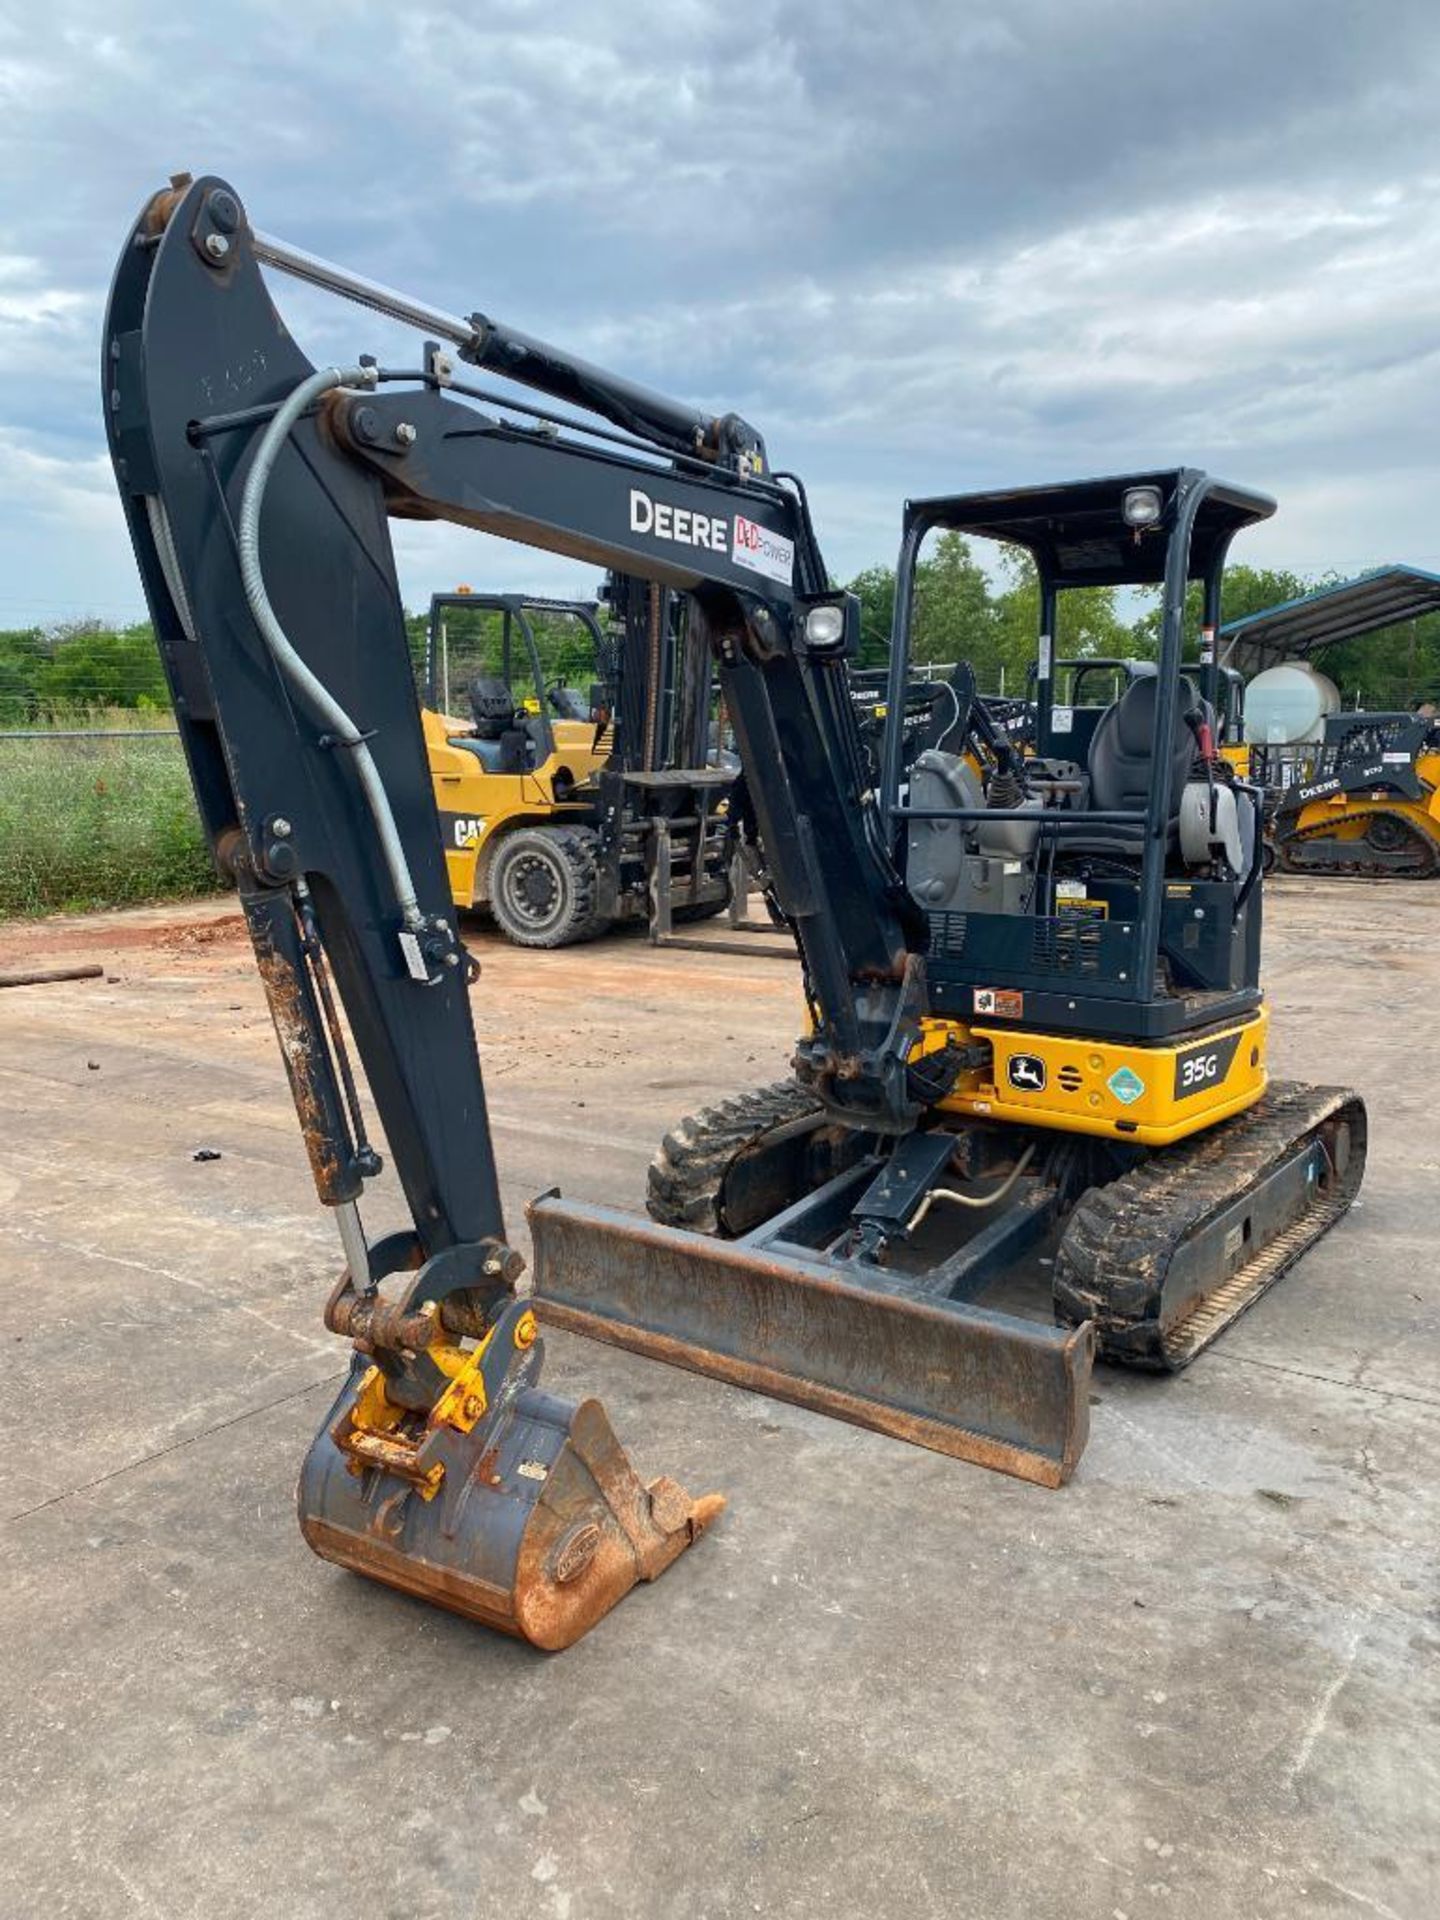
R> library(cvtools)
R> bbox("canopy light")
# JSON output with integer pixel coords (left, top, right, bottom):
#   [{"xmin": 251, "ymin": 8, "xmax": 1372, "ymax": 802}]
[
  {"xmin": 1122, "ymin": 486, "xmax": 1163, "ymax": 529},
  {"xmin": 803, "ymin": 603, "xmax": 847, "ymax": 650}
]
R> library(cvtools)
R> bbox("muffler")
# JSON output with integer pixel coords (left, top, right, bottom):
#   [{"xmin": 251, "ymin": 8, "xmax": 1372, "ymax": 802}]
[
  {"xmin": 528, "ymin": 1196, "xmax": 1092, "ymax": 1487},
  {"xmin": 297, "ymin": 1299, "xmax": 722, "ymax": 1651}
]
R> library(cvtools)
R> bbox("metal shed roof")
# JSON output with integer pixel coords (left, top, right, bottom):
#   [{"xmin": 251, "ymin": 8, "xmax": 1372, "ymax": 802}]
[{"xmin": 1220, "ymin": 565, "xmax": 1440, "ymax": 676}]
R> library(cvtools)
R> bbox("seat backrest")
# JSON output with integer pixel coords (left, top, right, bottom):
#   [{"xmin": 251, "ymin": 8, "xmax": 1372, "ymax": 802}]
[{"xmin": 1087, "ymin": 674, "xmax": 1201, "ymax": 818}]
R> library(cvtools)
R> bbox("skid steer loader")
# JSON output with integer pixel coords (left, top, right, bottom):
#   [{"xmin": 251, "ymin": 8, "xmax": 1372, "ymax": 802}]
[
  {"xmin": 103, "ymin": 175, "xmax": 1366, "ymax": 1647},
  {"xmin": 1267, "ymin": 709, "xmax": 1440, "ymax": 875}
]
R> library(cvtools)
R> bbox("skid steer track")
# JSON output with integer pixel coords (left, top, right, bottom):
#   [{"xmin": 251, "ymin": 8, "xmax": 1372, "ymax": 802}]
[
  {"xmin": 1276, "ymin": 809, "xmax": 1440, "ymax": 878},
  {"xmin": 1054, "ymin": 1080, "xmax": 1366, "ymax": 1370}
]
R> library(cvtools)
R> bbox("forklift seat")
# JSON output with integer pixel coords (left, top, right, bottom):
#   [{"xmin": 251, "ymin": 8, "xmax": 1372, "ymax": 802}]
[{"xmin": 448, "ymin": 734, "xmax": 512, "ymax": 773}]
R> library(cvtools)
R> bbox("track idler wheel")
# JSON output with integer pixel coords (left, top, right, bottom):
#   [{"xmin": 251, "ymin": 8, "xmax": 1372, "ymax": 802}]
[{"xmin": 297, "ymin": 1301, "xmax": 722, "ymax": 1651}]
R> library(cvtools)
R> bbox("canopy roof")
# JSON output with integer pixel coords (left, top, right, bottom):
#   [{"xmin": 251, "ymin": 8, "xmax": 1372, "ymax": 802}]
[
  {"xmin": 904, "ymin": 469, "xmax": 1275, "ymax": 590},
  {"xmin": 1220, "ymin": 565, "xmax": 1440, "ymax": 676}
]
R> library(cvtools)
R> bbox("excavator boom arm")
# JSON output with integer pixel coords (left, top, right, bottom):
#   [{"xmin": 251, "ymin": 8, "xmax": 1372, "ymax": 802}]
[{"xmin": 101, "ymin": 173, "xmax": 755, "ymax": 1650}]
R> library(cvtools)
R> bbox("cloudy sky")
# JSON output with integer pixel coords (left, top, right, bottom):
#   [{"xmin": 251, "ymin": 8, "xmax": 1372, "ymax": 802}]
[{"xmin": 3, "ymin": 0, "xmax": 1439, "ymax": 625}]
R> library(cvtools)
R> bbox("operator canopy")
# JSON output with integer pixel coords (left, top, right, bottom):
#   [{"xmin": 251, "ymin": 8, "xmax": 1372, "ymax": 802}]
[{"xmin": 904, "ymin": 471, "xmax": 1276, "ymax": 588}]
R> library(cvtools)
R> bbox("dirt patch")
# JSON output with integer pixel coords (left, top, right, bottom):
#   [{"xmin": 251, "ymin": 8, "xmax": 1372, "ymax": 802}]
[{"xmin": 0, "ymin": 897, "xmax": 247, "ymax": 973}]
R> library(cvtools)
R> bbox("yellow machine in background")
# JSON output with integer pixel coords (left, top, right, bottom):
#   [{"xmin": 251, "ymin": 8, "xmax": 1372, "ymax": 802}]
[
  {"xmin": 423, "ymin": 589, "xmax": 734, "ymax": 944},
  {"xmin": 1268, "ymin": 716, "xmax": 1440, "ymax": 876},
  {"xmin": 423, "ymin": 591, "xmax": 615, "ymax": 944},
  {"xmin": 1219, "ymin": 567, "xmax": 1440, "ymax": 876}
]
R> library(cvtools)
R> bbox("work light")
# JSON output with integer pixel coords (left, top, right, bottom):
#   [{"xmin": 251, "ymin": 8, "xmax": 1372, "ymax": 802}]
[
  {"xmin": 1122, "ymin": 486, "xmax": 1163, "ymax": 528},
  {"xmin": 803, "ymin": 603, "xmax": 847, "ymax": 649}
]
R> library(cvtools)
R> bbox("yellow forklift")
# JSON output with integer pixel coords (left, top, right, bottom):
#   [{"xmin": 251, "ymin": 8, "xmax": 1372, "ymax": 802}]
[{"xmin": 422, "ymin": 587, "xmax": 735, "ymax": 943}]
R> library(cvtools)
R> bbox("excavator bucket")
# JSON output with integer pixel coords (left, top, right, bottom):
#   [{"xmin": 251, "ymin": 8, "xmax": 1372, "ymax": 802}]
[
  {"xmin": 298, "ymin": 1352, "xmax": 723, "ymax": 1652},
  {"xmin": 528, "ymin": 1195, "xmax": 1093, "ymax": 1488}
]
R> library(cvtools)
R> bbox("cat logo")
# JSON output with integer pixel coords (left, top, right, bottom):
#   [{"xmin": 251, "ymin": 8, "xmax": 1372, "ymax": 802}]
[{"xmin": 1007, "ymin": 1053, "xmax": 1047, "ymax": 1094}]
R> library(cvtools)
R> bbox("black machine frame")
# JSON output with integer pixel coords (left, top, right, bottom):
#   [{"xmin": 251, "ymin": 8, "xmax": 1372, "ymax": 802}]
[{"xmin": 880, "ymin": 474, "xmax": 1274, "ymax": 1040}]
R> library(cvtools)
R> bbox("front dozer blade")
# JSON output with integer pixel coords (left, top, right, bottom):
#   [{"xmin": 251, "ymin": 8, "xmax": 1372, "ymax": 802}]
[
  {"xmin": 528, "ymin": 1196, "xmax": 1093, "ymax": 1488},
  {"xmin": 298, "ymin": 1368, "xmax": 723, "ymax": 1652}
]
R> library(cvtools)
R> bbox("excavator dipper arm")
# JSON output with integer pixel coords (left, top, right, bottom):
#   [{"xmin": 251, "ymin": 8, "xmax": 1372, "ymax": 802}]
[{"xmin": 103, "ymin": 176, "xmax": 732, "ymax": 1648}]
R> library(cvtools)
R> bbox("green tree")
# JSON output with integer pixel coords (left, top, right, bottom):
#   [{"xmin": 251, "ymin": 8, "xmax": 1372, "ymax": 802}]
[
  {"xmin": 846, "ymin": 564, "xmax": 897, "ymax": 668},
  {"xmin": 1319, "ymin": 607, "xmax": 1440, "ymax": 710},
  {"xmin": 988, "ymin": 549, "xmax": 1130, "ymax": 692},
  {"xmin": 42, "ymin": 621, "xmax": 168, "ymax": 710},
  {"xmin": 1130, "ymin": 564, "xmax": 1316, "ymax": 663},
  {"xmin": 911, "ymin": 532, "xmax": 998, "ymax": 672},
  {"xmin": 0, "ymin": 628, "xmax": 49, "ymax": 723}
]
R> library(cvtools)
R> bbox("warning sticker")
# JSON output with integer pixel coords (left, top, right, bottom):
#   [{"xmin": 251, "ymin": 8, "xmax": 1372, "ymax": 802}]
[
  {"xmin": 974, "ymin": 987, "xmax": 1025, "ymax": 1019},
  {"xmin": 1107, "ymin": 1065, "xmax": 1146, "ymax": 1106},
  {"xmin": 1051, "ymin": 705, "xmax": 1074, "ymax": 734},
  {"xmin": 731, "ymin": 514, "xmax": 795, "ymax": 585},
  {"xmin": 1058, "ymin": 897, "xmax": 1108, "ymax": 921}
]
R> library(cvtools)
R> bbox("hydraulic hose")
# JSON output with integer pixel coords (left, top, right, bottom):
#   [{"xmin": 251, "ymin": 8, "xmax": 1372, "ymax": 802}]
[
  {"xmin": 144, "ymin": 496, "xmax": 197, "ymax": 643},
  {"xmin": 236, "ymin": 362, "xmax": 425, "ymax": 934},
  {"xmin": 908, "ymin": 1142, "xmax": 1037, "ymax": 1231}
]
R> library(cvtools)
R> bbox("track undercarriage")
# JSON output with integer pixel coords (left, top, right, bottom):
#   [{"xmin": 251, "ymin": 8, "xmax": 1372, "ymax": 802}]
[
  {"xmin": 1275, "ymin": 806, "xmax": 1440, "ymax": 878},
  {"xmin": 530, "ymin": 1073, "xmax": 1365, "ymax": 1487}
]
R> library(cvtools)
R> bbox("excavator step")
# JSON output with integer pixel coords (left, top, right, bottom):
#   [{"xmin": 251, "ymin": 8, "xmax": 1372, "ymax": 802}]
[
  {"xmin": 528, "ymin": 1195, "xmax": 1093, "ymax": 1488},
  {"xmin": 1054, "ymin": 1080, "xmax": 1366, "ymax": 1370}
]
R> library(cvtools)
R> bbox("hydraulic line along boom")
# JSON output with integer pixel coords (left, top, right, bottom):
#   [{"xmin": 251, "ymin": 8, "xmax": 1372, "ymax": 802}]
[{"xmin": 104, "ymin": 175, "xmax": 724, "ymax": 1649}]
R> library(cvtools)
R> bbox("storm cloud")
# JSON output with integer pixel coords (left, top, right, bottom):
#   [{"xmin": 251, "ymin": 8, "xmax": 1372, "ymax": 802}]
[{"xmin": 2, "ymin": 0, "xmax": 1438, "ymax": 619}]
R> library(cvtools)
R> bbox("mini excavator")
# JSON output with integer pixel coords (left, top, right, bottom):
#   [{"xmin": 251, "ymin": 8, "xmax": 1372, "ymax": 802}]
[{"xmin": 104, "ymin": 176, "xmax": 1366, "ymax": 1645}]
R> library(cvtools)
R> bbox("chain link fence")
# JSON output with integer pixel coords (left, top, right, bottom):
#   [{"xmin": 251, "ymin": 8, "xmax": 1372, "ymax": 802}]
[{"xmin": 0, "ymin": 721, "xmax": 221, "ymax": 917}]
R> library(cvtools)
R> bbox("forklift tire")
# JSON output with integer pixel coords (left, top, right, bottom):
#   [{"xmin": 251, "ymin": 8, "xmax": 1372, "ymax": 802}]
[
  {"xmin": 670, "ymin": 877, "xmax": 733, "ymax": 926},
  {"xmin": 487, "ymin": 826, "xmax": 609, "ymax": 948}
]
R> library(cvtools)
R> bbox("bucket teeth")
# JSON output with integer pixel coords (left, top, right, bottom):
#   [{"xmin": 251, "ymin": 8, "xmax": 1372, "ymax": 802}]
[{"xmin": 298, "ymin": 1365, "xmax": 722, "ymax": 1652}]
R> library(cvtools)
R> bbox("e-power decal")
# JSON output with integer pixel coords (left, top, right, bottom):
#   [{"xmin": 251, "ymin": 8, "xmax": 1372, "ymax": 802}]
[{"xmin": 731, "ymin": 513, "xmax": 795, "ymax": 585}]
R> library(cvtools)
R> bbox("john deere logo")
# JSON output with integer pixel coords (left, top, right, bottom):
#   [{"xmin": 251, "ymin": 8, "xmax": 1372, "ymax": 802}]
[
  {"xmin": 1007, "ymin": 1054, "xmax": 1047, "ymax": 1093},
  {"xmin": 1107, "ymin": 1066, "xmax": 1146, "ymax": 1106}
]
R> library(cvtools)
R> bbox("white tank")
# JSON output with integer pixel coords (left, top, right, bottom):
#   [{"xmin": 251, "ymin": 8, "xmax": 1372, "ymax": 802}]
[{"xmin": 1243, "ymin": 662, "xmax": 1341, "ymax": 745}]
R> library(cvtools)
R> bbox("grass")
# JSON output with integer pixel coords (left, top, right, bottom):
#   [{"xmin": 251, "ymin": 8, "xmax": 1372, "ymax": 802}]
[{"xmin": 0, "ymin": 726, "xmax": 223, "ymax": 917}]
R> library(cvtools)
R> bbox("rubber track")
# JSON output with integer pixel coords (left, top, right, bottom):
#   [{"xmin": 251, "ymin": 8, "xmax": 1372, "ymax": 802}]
[
  {"xmin": 1276, "ymin": 808, "xmax": 1439, "ymax": 879},
  {"xmin": 1054, "ymin": 1080, "xmax": 1366, "ymax": 1371},
  {"xmin": 647, "ymin": 1079, "xmax": 823, "ymax": 1233}
]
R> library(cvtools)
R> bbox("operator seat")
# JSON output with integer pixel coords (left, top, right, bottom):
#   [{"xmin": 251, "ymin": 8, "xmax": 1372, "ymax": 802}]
[
  {"xmin": 447, "ymin": 675, "xmax": 531, "ymax": 774},
  {"xmin": 1064, "ymin": 672, "xmax": 1204, "ymax": 858},
  {"xmin": 1069, "ymin": 672, "xmax": 1257, "ymax": 877},
  {"xmin": 1088, "ymin": 673, "xmax": 1200, "ymax": 817}
]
